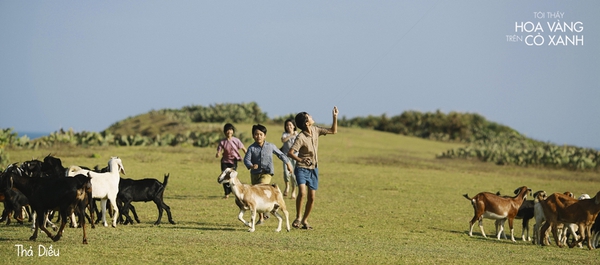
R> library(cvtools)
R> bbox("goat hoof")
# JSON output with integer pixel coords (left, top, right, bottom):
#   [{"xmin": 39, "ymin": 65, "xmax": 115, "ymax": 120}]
[
  {"xmin": 169, "ymin": 221, "xmax": 176, "ymax": 225},
  {"xmin": 82, "ymin": 239, "xmax": 88, "ymax": 244},
  {"xmin": 52, "ymin": 235, "xmax": 62, "ymax": 242},
  {"xmin": 29, "ymin": 236, "xmax": 37, "ymax": 241}
]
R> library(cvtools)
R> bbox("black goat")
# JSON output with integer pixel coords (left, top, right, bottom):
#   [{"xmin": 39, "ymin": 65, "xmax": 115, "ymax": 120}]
[
  {"xmin": 29, "ymin": 174, "xmax": 93, "ymax": 243},
  {"xmin": 3, "ymin": 165, "xmax": 93, "ymax": 243},
  {"xmin": 1, "ymin": 164, "xmax": 34, "ymax": 225},
  {"xmin": 0, "ymin": 187, "xmax": 32, "ymax": 225},
  {"xmin": 117, "ymin": 174, "xmax": 175, "ymax": 225}
]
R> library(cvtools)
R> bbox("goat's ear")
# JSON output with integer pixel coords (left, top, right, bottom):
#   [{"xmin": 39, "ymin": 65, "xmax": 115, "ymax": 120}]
[
  {"xmin": 230, "ymin": 170, "xmax": 238, "ymax": 179},
  {"xmin": 119, "ymin": 163, "xmax": 126, "ymax": 175}
]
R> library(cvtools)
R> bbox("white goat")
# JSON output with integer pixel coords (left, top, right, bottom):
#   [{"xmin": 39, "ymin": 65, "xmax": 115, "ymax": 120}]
[
  {"xmin": 67, "ymin": 157, "xmax": 125, "ymax": 227},
  {"xmin": 532, "ymin": 191, "xmax": 548, "ymax": 245},
  {"xmin": 217, "ymin": 168, "xmax": 289, "ymax": 232}
]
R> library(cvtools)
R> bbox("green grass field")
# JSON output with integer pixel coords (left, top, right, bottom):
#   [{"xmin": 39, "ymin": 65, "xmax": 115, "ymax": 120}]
[{"xmin": 1, "ymin": 125, "xmax": 599, "ymax": 264}]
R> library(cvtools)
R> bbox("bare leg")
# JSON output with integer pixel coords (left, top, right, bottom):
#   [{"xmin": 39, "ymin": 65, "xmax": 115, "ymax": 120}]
[
  {"xmin": 301, "ymin": 189, "xmax": 316, "ymax": 228},
  {"xmin": 295, "ymin": 184, "xmax": 308, "ymax": 223}
]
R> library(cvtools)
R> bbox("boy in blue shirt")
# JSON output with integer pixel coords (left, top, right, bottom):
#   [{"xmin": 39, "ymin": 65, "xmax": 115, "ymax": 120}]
[{"xmin": 244, "ymin": 124, "xmax": 293, "ymax": 224}]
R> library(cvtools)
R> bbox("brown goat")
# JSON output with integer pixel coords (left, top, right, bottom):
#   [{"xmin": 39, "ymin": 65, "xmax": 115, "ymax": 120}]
[
  {"xmin": 463, "ymin": 186, "xmax": 531, "ymax": 241},
  {"xmin": 539, "ymin": 191, "xmax": 600, "ymax": 249}
]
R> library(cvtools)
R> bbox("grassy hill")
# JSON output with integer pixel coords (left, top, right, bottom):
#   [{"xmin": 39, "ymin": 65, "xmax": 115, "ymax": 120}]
[
  {"xmin": 104, "ymin": 110, "xmax": 222, "ymax": 137},
  {"xmin": 2, "ymin": 125, "xmax": 600, "ymax": 264}
]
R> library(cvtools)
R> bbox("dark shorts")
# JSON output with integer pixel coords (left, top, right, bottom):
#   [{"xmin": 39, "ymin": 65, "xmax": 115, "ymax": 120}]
[
  {"xmin": 295, "ymin": 167, "xmax": 319, "ymax": 190},
  {"xmin": 221, "ymin": 161, "xmax": 238, "ymax": 171}
]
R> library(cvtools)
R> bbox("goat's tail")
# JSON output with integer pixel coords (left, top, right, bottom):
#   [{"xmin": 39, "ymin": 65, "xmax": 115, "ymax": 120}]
[
  {"xmin": 463, "ymin": 194, "xmax": 470, "ymax": 200},
  {"xmin": 162, "ymin": 173, "xmax": 170, "ymax": 188}
]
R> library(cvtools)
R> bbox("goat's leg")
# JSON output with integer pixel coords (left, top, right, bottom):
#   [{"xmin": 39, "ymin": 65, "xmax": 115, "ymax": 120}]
[
  {"xmin": 52, "ymin": 212, "xmax": 68, "ymax": 242},
  {"xmin": 0, "ymin": 207, "xmax": 8, "ymax": 224},
  {"xmin": 551, "ymin": 223, "xmax": 563, "ymax": 247},
  {"xmin": 522, "ymin": 218, "xmax": 531, "ymax": 241},
  {"xmin": 153, "ymin": 198, "xmax": 164, "ymax": 225},
  {"xmin": 101, "ymin": 199, "xmax": 109, "ymax": 227},
  {"xmin": 121, "ymin": 201, "xmax": 134, "ymax": 225},
  {"xmin": 109, "ymin": 197, "xmax": 119, "ymax": 227},
  {"xmin": 585, "ymin": 226, "xmax": 593, "ymax": 250},
  {"xmin": 77, "ymin": 201, "xmax": 88, "ymax": 244},
  {"xmin": 38, "ymin": 212, "xmax": 56, "ymax": 240},
  {"xmin": 569, "ymin": 224, "xmax": 586, "ymax": 249},
  {"xmin": 26, "ymin": 206, "xmax": 32, "ymax": 222},
  {"xmin": 533, "ymin": 222, "xmax": 539, "ymax": 245},
  {"xmin": 272, "ymin": 209, "xmax": 283, "ymax": 232},
  {"xmin": 162, "ymin": 201, "xmax": 176, "ymax": 224},
  {"xmin": 248, "ymin": 209, "xmax": 257, "ymax": 232},
  {"xmin": 130, "ymin": 204, "xmax": 140, "ymax": 223},
  {"xmin": 478, "ymin": 218, "xmax": 487, "ymax": 238},
  {"xmin": 282, "ymin": 208, "xmax": 290, "ymax": 232},
  {"xmin": 29, "ymin": 212, "xmax": 43, "ymax": 241},
  {"xmin": 539, "ymin": 221, "xmax": 551, "ymax": 246},
  {"xmin": 495, "ymin": 219, "xmax": 507, "ymax": 239},
  {"xmin": 468, "ymin": 219, "xmax": 476, "ymax": 237},
  {"xmin": 86, "ymin": 198, "xmax": 95, "ymax": 229},
  {"xmin": 93, "ymin": 199, "xmax": 102, "ymax": 224},
  {"xmin": 129, "ymin": 204, "xmax": 140, "ymax": 224},
  {"xmin": 44, "ymin": 211, "xmax": 58, "ymax": 231},
  {"xmin": 70, "ymin": 213, "xmax": 78, "ymax": 228},
  {"xmin": 591, "ymin": 230, "xmax": 600, "ymax": 249},
  {"xmin": 238, "ymin": 209, "xmax": 250, "ymax": 227},
  {"xmin": 495, "ymin": 219, "xmax": 505, "ymax": 240},
  {"xmin": 508, "ymin": 218, "xmax": 516, "ymax": 242}
]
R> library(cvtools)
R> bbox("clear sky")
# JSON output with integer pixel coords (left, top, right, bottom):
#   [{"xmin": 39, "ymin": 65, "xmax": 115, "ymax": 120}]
[{"xmin": 1, "ymin": 1, "xmax": 598, "ymax": 148}]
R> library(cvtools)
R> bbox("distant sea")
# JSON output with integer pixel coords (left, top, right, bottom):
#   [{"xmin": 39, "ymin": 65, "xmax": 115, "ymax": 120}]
[{"xmin": 17, "ymin": 131, "xmax": 51, "ymax": 140}]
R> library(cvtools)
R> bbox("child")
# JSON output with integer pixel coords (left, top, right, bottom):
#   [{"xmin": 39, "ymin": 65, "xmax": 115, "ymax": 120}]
[
  {"xmin": 244, "ymin": 124, "xmax": 293, "ymax": 223},
  {"xmin": 287, "ymin": 106, "xmax": 338, "ymax": 230},
  {"xmin": 216, "ymin": 123, "xmax": 247, "ymax": 199},
  {"xmin": 280, "ymin": 119, "xmax": 298, "ymax": 199}
]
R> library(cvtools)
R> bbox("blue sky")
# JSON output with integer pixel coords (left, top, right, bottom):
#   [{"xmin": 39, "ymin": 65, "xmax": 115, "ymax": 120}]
[{"xmin": 1, "ymin": 1, "xmax": 598, "ymax": 148}]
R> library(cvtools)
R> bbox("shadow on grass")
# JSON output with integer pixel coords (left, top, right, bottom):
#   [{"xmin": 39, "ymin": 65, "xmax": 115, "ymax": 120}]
[
  {"xmin": 118, "ymin": 220, "xmax": 243, "ymax": 232},
  {"xmin": 430, "ymin": 226, "xmax": 531, "ymax": 243}
]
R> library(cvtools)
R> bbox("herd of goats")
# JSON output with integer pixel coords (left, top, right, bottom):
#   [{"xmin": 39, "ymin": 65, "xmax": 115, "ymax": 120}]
[
  {"xmin": 3, "ymin": 154, "xmax": 600, "ymax": 250},
  {"xmin": 0, "ymin": 155, "xmax": 175, "ymax": 244},
  {"xmin": 463, "ymin": 186, "xmax": 600, "ymax": 250}
]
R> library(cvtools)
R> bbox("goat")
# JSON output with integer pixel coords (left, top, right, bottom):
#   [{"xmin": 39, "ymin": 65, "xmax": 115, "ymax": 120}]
[
  {"xmin": 117, "ymin": 174, "xmax": 175, "ymax": 225},
  {"xmin": 532, "ymin": 191, "xmax": 584, "ymax": 246},
  {"xmin": 555, "ymin": 193, "xmax": 591, "ymax": 248},
  {"xmin": 2, "ymin": 165, "xmax": 93, "ymax": 243},
  {"xmin": 217, "ymin": 168, "xmax": 289, "ymax": 232},
  {"xmin": 0, "ymin": 163, "xmax": 57, "ymax": 231},
  {"xmin": 591, "ymin": 214, "xmax": 600, "ymax": 249},
  {"xmin": 28, "ymin": 173, "xmax": 93, "ymax": 243},
  {"xmin": 494, "ymin": 190, "xmax": 536, "ymax": 241},
  {"xmin": 532, "ymin": 190, "xmax": 548, "ymax": 245},
  {"xmin": 463, "ymin": 186, "xmax": 531, "ymax": 242},
  {"xmin": 0, "ymin": 187, "xmax": 32, "ymax": 225},
  {"xmin": 539, "ymin": 191, "xmax": 600, "ymax": 249},
  {"xmin": 67, "ymin": 157, "xmax": 125, "ymax": 227}
]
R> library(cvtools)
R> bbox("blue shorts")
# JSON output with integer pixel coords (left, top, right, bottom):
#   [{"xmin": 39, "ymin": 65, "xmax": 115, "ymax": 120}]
[{"xmin": 295, "ymin": 167, "xmax": 319, "ymax": 190}]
